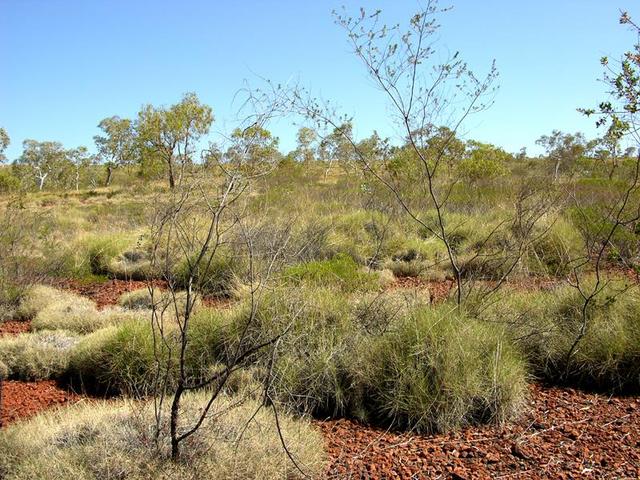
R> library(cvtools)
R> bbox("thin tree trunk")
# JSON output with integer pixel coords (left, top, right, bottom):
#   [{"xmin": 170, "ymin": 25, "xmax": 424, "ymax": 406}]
[
  {"xmin": 168, "ymin": 161, "xmax": 176, "ymax": 189},
  {"xmin": 105, "ymin": 165, "xmax": 113, "ymax": 187},
  {"xmin": 170, "ymin": 383, "xmax": 184, "ymax": 460}
]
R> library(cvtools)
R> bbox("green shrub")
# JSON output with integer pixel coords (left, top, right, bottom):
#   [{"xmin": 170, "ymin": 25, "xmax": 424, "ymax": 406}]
[
  {"xmin": 483, "ymin": 280, "xmax": 640, "ymax": 391},
  {"xmin": 351, "ymin": 306, "xmax": 528, "ymax": 432},
  {"xmin": 0, "ymin": 330, "xmax": 79, "ymax": 380},
  {"xmin": 0, "ymin": 392, "xmax": 326, "ymax": 480},
  {"xmin": 174, "ymin": 249, "xmax": 240, "ymax": 298},
  {"xmin": 284, "ymin": 253, "xmax": 383, "ymax": 292},
  {"xmin": 0, "ymin": 168, "xmax": 19, "ymax": 192},
  {"xmin": 252, "ymin": 286, "xmax": 527, "ymax": 432},
  {"xmin": 68, "ymin": 320, "xmax": 169, "ymax": 395}
]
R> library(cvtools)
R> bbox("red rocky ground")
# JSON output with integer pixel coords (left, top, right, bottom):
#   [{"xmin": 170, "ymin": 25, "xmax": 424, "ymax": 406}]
[
  {"xmin": 318, "ymin": 384, "xmax": 640, "ymax": 479},
  {"xmin": 56, "ymin": 278, "xmax": 167, "ymax": 309},
  {"xmin": 0, "ymin": 320, "xmax": 30, "ymax": 337},
  {"xmin": 0, "ymin": 380, "xmax": 78, "ymax": 427}
]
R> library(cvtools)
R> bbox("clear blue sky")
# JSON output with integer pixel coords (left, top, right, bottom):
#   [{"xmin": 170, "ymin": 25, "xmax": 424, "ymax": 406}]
[{"xmin": 0, "ymin": 1, "xmax": 636, "ymax": 160}]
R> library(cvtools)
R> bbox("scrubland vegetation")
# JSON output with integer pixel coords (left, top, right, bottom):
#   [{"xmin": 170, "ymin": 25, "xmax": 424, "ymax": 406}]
[{"xmin": 1, "ymin": 2, "xmax": 640, "ymax": 479}]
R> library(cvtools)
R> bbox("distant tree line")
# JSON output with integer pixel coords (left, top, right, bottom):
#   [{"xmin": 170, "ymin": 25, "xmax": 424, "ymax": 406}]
[{"xmin": 0, "ymin": 95, "xmax": 636, "ymax": 193}]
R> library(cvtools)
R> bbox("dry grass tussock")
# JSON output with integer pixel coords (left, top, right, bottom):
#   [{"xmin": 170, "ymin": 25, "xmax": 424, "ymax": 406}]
[
  {"xmin": 0, "ymin": 330, "xmax": 79, "ymax": 380},
  {"xmin": 0, "ymin": 391, "xmax": 326, "ymax": 480}
]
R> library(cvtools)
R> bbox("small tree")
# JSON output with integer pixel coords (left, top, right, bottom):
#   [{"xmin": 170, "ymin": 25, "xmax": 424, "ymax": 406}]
[
  {"xmin": 564, "ymin": 11, "xmax": 640, "ymax": 376},
  {"xmin": 225, "ymin": 125, "xmax": 281, "ymax": 168},
  {"xmin": 94, "ymin": 116, "xmax": 137, "ymax": 186},
  {"xmin": 17, "ymin": 140, "xmax": 67, "ymax": 190},
  {"xmin": 458, "ymin": 141, "xmax": 510, "ymax": 184},
  {"xmin": 67, "ymin": 146, "xmax": 96, "ymax": 191},
  {"xmin": 535, "ymin": 130, "xmax": 595, "ymax": 181},
  {"xmin": 255, "ymin": 2, "xmax": 498, "ymax": 305},
  {"xmin": 137, "ymin": 92, "xmax": 213, "ymax": 189},
  {"xmin": 0, "ymin": 128, "xmax": 9, "ymax": 163},
  {"xmin": 318, "ymin": 122, "xmax": 356, "ymax": 173},
  {"xmin": 294, "ymin": 126, "xmax": 317, "ymax": 163}
]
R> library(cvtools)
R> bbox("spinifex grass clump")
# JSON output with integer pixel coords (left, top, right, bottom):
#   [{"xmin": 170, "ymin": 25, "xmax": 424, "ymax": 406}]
[
  {"xmin": 238, "ymin": 286, "xmax": 528, "ymax": 432},
  {"xmin": 283, "ymin": 253, "xmax": 386, "ymax": 292},
  {"xmin": 118, "ymin": 288, "xmax": 202, "ymax": 314},
  {"xmin": 482, "ymin": 279, "xmax": 640, "ymax": 391},
  {"xmin": 0, "ymin": 392, "xmax": 326, "ymax": 480},
  {"xmin": 68, "ymin": 320, "xmax": 167, "ymax": 395},
  {"xmin": 351, "ymin": 307, "xmax": 528, "ymax": 432},
  {"xmin": 82, "ymin": 233, "xmax": 154, "ymax": 280},
  {"xmin": 65, "ymin": 283, "xmax": 528, "ymax": 433},
  {"xmin": 23, "ymin": 285, "xmax": 146, "ymax": 334},
  {"xmin": 173, "ymin": 247, "xmax": 242, "ymax": 298},
  {"xmin": 67, "ymin": 307, "xmax": 234, "ymax": 395},
  {"xmin": 0, "ymin": 330, "xmax": 79, "ymax": 380}
]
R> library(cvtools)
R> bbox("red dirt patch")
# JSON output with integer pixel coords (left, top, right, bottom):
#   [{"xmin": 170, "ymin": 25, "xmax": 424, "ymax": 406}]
[
  {"xmin": 0, "ymin": 320, "xmax": 31, "ymax": 337},
  {"xmin": 318, "ymin": 384, "xmax": 640, "ymax": 479},
  {"xmin": 0, "ymin": 380, "xmax": 78, "ymax": 427},
  {"xmin": 56, "ymin": 279, "xmax": 167, "ymax": 309},
  {"xmin": 389, "ymin": 277, "xmax": 454, "ymax": 303}
]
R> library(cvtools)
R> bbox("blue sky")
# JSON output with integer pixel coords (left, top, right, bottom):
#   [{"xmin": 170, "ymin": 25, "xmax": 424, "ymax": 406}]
[{"xmin": 0, "ymin": 1, "xmax": 636, "ymax": 160}]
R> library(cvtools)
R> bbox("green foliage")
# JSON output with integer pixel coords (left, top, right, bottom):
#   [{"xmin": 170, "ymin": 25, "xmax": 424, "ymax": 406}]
[
  {"xmin": 238, "ymin": 286, "xmax": 527, "ymax": 432},
  {"xmin": 67, "ymin": 306, "xmax": 230, "ymax": 395},
  {"xmin": 569, "ymin": 205, "xmax": 639, "ymax": 263},
  {"xmin": 136, "ymin": 92, "xmax": 213, "ymax": 188},
  {"xmin": 0, "ymin": 127, "xmax": 9, "ymax": 163},
  {"xmin": 0, "ymin": 168, "xmax": 19, "ymax": 192},
  {"xmin": 284, "ymin": 253, "xmax": 383, "ymax": 292},
  {"xmin": 352, "ymin": 307, "xmax": 527, "ymax": 431},
  {"xmin": 174, "ymin": 248, "xmax": 240, "ymax": 298},
  {"xmin": 458, "ymin": 141, "xmax": 511, "ymax": 183},
  {"xmin": 483, "ymin": 280, "xmax": 640, "ymax": 391},
  {"xmin": 68, "ymin": 320, "xmax": 167, "ymax": 395}
]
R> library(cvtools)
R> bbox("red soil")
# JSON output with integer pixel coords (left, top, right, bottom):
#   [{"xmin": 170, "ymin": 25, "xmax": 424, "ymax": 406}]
[
  {"xmin": 389, "ymin": 276, "xmax": 454, "ymax": 303},
  {"xmin": 0, "ymin": 381, "xmax": 638, "ymax": 478},
  {"xmin": 56, "ymin": 279, "xmax": 167, "ymax": 309},
  {"xmin": 319, "ymin": 384, "xmax": 640, "ymax": 479},
  {"xmin": 0, "ymin": 380, "xmax": 78, "ymax": 427},
  {"xmin": 0, "ymin": 320, "xmax": 31, "ymax": 337}
]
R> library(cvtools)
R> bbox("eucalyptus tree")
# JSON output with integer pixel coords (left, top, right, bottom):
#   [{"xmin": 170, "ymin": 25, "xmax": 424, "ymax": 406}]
[
  {"xmin": 294, "ymin": 126, "xmax": 317, "ymax": 163},
  {"xmin": 136, "ymin": 92, "xmax": 213, "ymax": 189},
  {"xmin": 225, "ymin": 125, "xmax": 280, "ymax": 168},
  {"xmin": 66, "ymin": 146, "xmax": 97, "ymax": 191},
  {"xmin": 0, "ymin": 128, "xmax": 9, "ymax": 163},
  {"xmin": 94, "ymin": 116, "xmax": 136, "ymax": 186},
  {"xmin": 17, "ymin": 140, "xmax": 68, "ymax": 190},
  {"xmin": 535, "ymin": 130, "xmax": 595, "ymax": 181}
]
